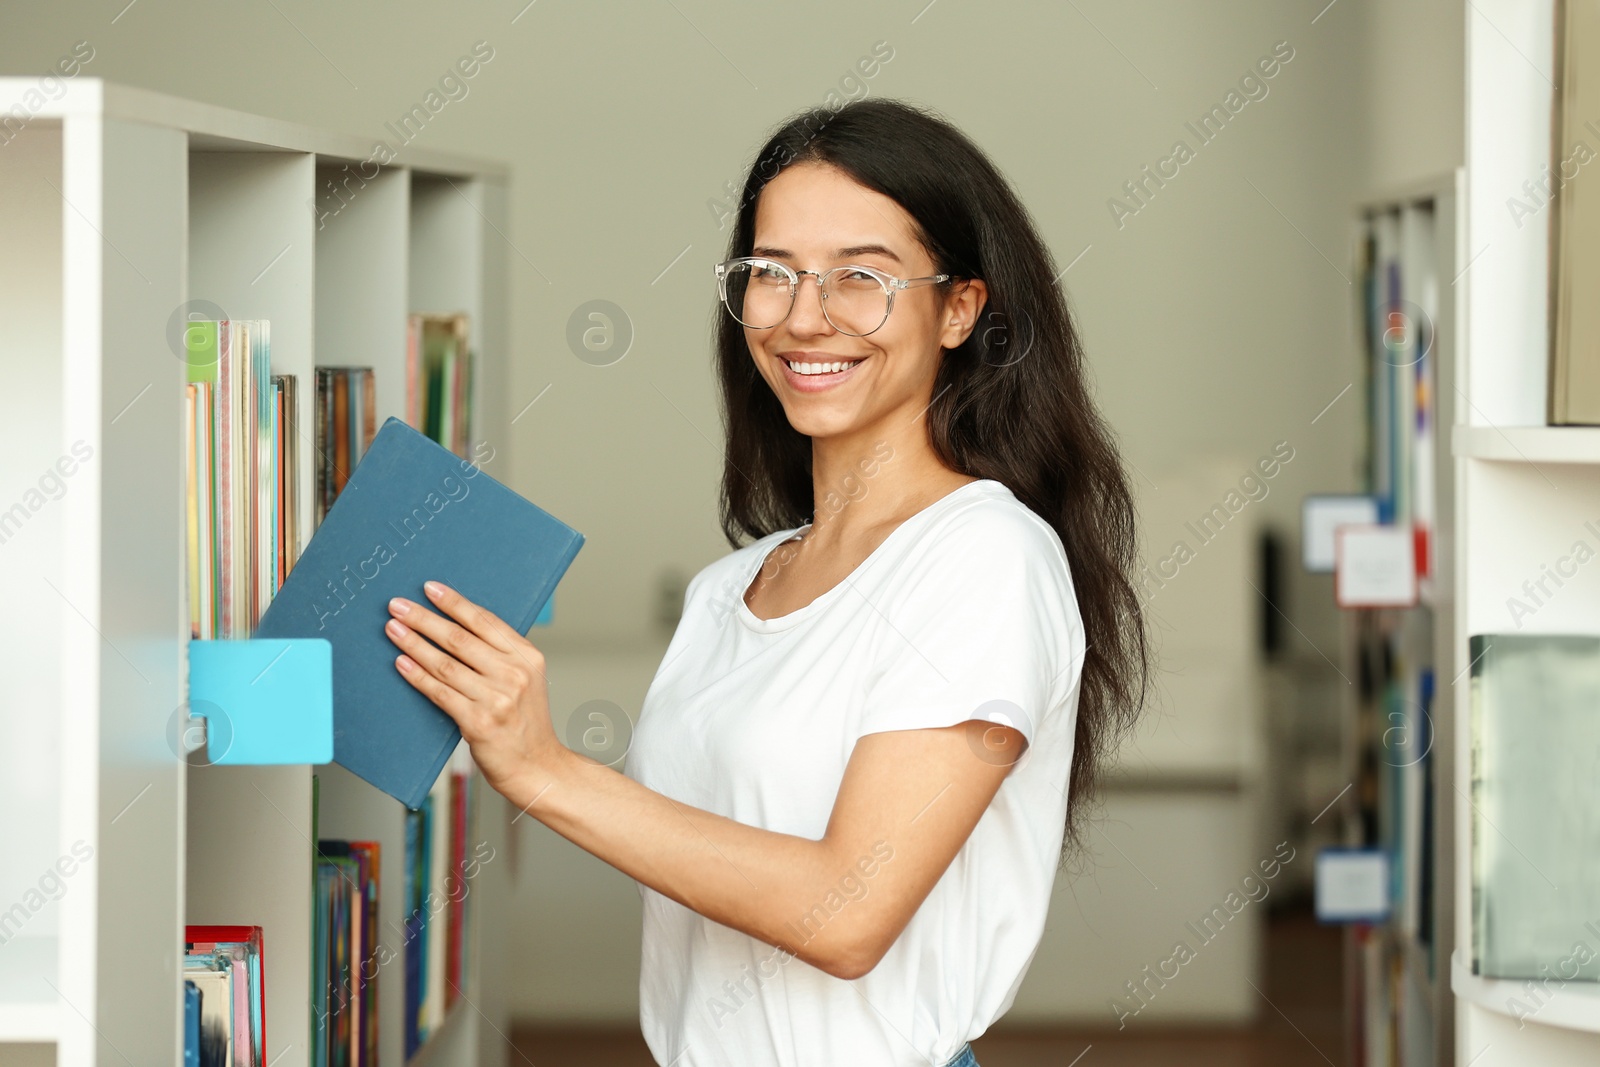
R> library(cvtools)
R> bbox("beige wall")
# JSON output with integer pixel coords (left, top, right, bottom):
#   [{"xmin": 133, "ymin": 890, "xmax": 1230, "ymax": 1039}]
[{"xmin": 2, "ymin": 0, "xmax": 1463, "ymax": 1026}]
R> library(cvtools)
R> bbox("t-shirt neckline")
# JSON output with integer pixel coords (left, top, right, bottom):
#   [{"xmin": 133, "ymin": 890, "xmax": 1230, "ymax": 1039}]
[{"xmin": 734, "ymin": 478, "xmax": 1000, "ymax": 634}]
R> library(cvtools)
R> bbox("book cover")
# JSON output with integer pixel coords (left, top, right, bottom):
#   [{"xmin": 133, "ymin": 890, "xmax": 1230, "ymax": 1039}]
[
  {"xmin": 1553, "ymin": 0, "xmax": 1600, "ymax": 423},
  {"xmin": 254, "ymin": 416, "xmax": 583, "ymax": 808},
  {"xmin": 1470, "ymin": 633, "xmax": 1600, "ymax": 978}
]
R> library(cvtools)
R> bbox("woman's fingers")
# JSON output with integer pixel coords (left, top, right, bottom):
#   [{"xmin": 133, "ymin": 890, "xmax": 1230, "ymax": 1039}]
[
  {"xmin": 385, "ymin": 615, "xmax": 491, "ymax": 700},
  {"xmin": 419, "ymin": 580, "xmax": 551, "ymax": 689},
  {"xmin": 387, "ymin": 594, "xmax": 504, "ymax": 677},
  {"xmin": 394, "ymin": 652, "xmax": 474, "ymax": 722},
  {"xmin": 422, "ymin": 581, "xmax": 524, "ymax": 654}
]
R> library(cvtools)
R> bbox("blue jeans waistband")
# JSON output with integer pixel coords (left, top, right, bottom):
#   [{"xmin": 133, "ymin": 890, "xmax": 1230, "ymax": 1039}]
[{"xmin": 941, "ymin": 1043, "xmax": 978, "ymax": 1067}]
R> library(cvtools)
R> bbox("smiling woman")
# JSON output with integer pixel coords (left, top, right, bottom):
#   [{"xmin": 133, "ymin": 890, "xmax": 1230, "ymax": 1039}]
[{"xmin": 385, "ymin": 98, "xmax": 1150, "ymax": 1067}]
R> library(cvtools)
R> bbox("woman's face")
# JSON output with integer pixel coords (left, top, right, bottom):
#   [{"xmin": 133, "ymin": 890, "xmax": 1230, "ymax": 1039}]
[{"xmin": 744, "ymin": 162, "xmax": 984, "ymax": 443}]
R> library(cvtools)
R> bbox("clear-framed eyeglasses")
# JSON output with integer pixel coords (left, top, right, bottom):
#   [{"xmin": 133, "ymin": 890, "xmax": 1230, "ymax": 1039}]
[{"xmin": 714, "ymin": 256, "xmax": 952, "ymax": 337}]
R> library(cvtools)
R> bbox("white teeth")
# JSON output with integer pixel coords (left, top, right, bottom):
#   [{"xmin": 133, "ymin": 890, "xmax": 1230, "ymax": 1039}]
[{"xmin": 785, "ymin": 359, "xmax": 859, "ymax": 376}]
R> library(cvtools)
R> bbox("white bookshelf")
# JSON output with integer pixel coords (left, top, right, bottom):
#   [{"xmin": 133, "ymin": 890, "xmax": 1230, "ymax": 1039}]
[
  {"xmin": 1452, "ymin": 1, "xmax": 1600, "ymax": 1062},
  {"xmin": 0, "ymin": 78, "xmax": 512, "ymax": 1067},
  {"xmin": 1452, "ymin": 424, "xmax": 1600, "ymax": 464}
]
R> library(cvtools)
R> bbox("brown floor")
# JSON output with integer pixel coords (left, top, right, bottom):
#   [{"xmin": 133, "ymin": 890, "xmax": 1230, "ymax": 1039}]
[{"xmin": 511, "ymin": 906, "xmax": 1345, "ymax": 1067}]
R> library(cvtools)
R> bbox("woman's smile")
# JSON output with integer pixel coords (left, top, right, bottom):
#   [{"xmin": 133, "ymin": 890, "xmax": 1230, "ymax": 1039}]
[{"xmin": 776, "ymin": 351, "xmax": 870, "ymax": 392}]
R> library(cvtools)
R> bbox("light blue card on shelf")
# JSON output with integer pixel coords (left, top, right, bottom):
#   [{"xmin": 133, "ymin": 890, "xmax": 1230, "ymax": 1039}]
[
  {"xmin": 188, "ymin": 638, "xmax": 334, "ymax": 765},
  {"xmin": 532, "ymin": 594, "xmax": 553, "ymax": 626}
]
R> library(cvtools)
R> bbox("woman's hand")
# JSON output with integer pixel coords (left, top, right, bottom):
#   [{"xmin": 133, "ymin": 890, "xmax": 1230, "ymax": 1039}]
[{"xmin": 384, "ymin": 580, "xmax": 563, "ymax": 800}]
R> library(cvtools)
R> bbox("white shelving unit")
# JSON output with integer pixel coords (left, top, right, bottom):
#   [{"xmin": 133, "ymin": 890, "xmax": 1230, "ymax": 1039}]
[
  {"xmin": 1452, "ymin": 1, "xmax": 1600, "ymax": 1062},
  {"xmin": 0, "ymin": 78, "xmax": 512, "ymax": 1067}
]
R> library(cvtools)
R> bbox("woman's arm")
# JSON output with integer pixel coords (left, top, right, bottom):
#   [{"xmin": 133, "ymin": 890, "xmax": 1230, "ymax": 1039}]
[{"xmin": 385, "ymin": 580, "xmax": 1025, "ymax": 980}]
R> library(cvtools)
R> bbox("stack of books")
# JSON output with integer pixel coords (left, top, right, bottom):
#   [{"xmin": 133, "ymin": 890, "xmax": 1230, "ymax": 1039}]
[
  {"xmin": 184, "ymin": 926, "xmax": 266, "ymax": 1067},
  {"xmin": 184, "ymin": 319, "xmax": 299, "ymax": 638},
  {"xmin": 406, "ymin": 314, "xmax": 473, "ymax": 457}
]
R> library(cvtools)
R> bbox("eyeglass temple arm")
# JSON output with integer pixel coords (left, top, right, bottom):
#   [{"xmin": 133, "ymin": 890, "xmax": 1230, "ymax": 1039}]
[{"xmin": 893, "ymin": 274, "xmax": 952, "ymax": 290}]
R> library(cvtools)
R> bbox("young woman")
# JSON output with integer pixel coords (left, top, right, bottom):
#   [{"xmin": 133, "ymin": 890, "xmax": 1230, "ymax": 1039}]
[{"xmin": 383, "ymin": 99, "xmax": 1150, "ymax": 1067}]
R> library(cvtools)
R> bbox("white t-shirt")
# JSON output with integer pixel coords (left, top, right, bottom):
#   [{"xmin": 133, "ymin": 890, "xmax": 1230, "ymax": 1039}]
[{"xmin": 622, "ymin": 478, "xmax": 1086, "ymax": 1067}]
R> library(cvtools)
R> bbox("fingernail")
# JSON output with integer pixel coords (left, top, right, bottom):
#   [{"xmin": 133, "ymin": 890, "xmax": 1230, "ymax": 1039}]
[
  {"xmin": 425, "ymin": 581, "xmax": 445, "ymax": 599},
  {"xmin": 396, "ymin": 655, "xmax": 414, "ymax": 673},
  {"xmin": 389, "ymin": 597, "xmax": 410, "ymax": 616},
  {"xmin": 387, "ymin": 619, "xmax": 409, "ymax": 638}
]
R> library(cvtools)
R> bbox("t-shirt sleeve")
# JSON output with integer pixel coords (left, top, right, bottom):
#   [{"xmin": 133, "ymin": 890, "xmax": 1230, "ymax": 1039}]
[{"xmin": 855, "ymin": 508, "xmax": 1081, "ymax": 746}]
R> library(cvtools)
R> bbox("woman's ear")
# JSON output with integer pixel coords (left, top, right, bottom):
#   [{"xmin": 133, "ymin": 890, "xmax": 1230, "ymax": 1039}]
[{"xmin": 938, "ymin": 278, "xmax": 989, "ymax": 350}]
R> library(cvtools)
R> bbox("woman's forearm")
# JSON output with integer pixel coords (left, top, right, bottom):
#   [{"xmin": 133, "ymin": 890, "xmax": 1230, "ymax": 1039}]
[{"xmin": 507, "ymin": 745, "xmax": 883, "ymax": 975}]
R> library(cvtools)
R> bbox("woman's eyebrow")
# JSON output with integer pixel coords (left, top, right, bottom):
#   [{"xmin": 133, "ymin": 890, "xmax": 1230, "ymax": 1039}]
[{"xmin": 750, "ymin": 244, "xmax": 904, "ymax": 264}]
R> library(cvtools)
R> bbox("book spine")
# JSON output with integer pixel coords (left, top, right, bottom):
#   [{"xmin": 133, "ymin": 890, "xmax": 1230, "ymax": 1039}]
[
  {"xmin": 1468, "ymin": 638, "xmax": 1486, "ymax": 972},
  {"xmin": 217, "ymin": 321, "xmax": 236, "ymax": 638},
  {"xmin": 314, "ymin": 369, "xmax": 330, "ymax": 527},
  {"xmin": 244, "ymin": 321, "xmax": 258, "ymax": 631},
  {"xmin": 361, "ymin": 368, "xmax": 376, "ymax": 459},
  {"xmin": 405, "ymin": 315, "xmax": 419, "ymax": 430},
  {"xmin": 256, "ymin": 322, "xmax": 273, "ymax": 628},
  {"xmin": 425, "ymin": 775, "xmax": 448, "ymax": 1033},
  {"xmin": 281, "ymin": 375, "xmax": 298, "ymax": 577},
  {"xmin": 333, "ymin": 371, "xmax": 350, "ymax": 498},
  {"xmin": 185, "ymin": 384, "xmax": 200, "ymax": 640},
  {"xmin": 196, "ymin": 382, "xmax": 215, "ymax": 640}
]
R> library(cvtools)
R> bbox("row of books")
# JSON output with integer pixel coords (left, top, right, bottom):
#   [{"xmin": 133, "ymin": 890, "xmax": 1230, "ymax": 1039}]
[
  {"xmin": 1352, "ymin": 923, "xmax": 1433, "ymax": 1067},
  {"xmin": 1344, "ymin": 610, "xmax": 1439, "ymax": 1067},
  {"xmin": 1341, "ymin": 204, "xmax": 1445, "ymax": 1067},
  {"xmin": 314, "ymin": 839, "xmax": 380, "ymax": 1067},
  {"xmin": 407, "ymin": 313, "xmax": 474, "ymax": 459},
  {"xmin": 185, "ymin": 320, "xmax": 297, "ymax": 639},
  {"xmin": 314, "ymin": 367, "xmax": 377, "ymax": 527},
  {"xmin": 404, "ymin": 752, "xmax": 477, "ymax": 1057},
  {"xmin": 184, "ymin": 926, "xmax": 266, "ymax": 1067},
  {"xmin": 1357, "ymin": 203, "xmax": 1437, "ymax": 581},
  {"xmin": 184, "ymin": 315, "xmax": 475, "ymax": 637},
  {"xmin": 303, "ymin": 752, "xmax": 480, "ymax": 1067}
]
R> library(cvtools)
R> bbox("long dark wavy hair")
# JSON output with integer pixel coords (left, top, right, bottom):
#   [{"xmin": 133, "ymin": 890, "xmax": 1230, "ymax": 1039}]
[{"xmin": 714, "ymin": 99, "xmax": 1150, "ymax": 861}]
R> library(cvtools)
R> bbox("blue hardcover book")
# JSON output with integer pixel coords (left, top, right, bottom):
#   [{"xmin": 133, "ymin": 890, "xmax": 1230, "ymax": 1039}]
[
  {"xmin": 183, "ymin": 980, "xmax": 200, "ymax": 1067},
  {"xmin": 255, "ymin": 416, "xmax": 584, "ymax": 809}
]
